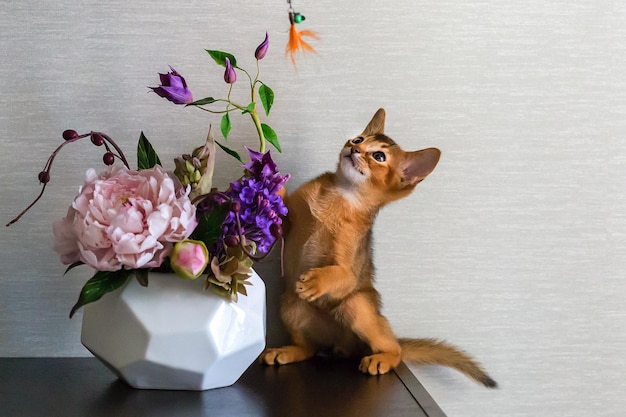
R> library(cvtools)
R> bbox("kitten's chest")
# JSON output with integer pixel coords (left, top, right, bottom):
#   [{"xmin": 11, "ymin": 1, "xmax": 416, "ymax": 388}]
[
  {"xmin": 284, "ymin": 177, "xmax": 374, "ymax": 274},
  {"xmin": 292, "ymin": 200, "xmax": 339, "ymax": 267},
  {"xmin": 298, "ymin": 197, "xmax": 369, "ymax": 264}
]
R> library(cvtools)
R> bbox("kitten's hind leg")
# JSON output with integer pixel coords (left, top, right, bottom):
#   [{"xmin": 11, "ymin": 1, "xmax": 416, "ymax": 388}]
[
  {"xmin": 340, "ymin": 292, "xmax": 402, "ymax": 375},
  {"xmin": 261, "ymin": 344, "xmax": 316, "ymax": 366}
]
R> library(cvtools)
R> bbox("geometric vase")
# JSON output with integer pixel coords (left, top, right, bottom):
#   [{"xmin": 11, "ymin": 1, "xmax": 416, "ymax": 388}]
[{"xmin": 80, "ymin": 270, "xmax": 266, "ymax": 391}]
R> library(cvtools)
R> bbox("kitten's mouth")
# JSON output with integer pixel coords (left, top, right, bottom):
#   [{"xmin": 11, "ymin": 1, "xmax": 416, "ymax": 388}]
[{"xmin": 344, "ymin": 153, "xmax": 364, "ymax": 175}]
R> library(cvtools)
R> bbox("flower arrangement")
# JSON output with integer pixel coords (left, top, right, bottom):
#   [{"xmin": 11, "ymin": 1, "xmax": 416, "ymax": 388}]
[{"xmin": 7, "ymin": 32, "xmax": 288, "ymax": 317}]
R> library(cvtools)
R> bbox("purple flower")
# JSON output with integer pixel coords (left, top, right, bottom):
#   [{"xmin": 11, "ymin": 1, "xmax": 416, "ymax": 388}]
[
  {"xmin": 224, "ymin": 57, "xmax": 237, "ymax": 84},
  {"xmin": 243, "ymin": 148, "xmax": 289, "ymax": 193},
  {"xmin": 201, "ymin": 149, "xmax": 289, "ymax": 259},
  {"xmin": 255, "ymin": 32, "xmax": 269, "ymax": 60},
  {"xmin": 150, "ymin": 66, "xmax": 193, "ymax": 105}
]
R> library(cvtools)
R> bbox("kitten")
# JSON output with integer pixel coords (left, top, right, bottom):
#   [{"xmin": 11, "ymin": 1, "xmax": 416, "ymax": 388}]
[{"xmin": 262, "ymin": 108, "xmax": 496, "ymax": 388}]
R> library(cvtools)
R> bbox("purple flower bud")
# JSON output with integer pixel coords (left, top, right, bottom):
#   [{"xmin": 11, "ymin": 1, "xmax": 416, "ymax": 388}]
[
  {"xmin": 224, "ymin": 57, "xmax": 237, "ymax": 84},
  {"xmin": 150, "ymin": 66, "xmax": 194, "ymax": 105},
  {"xmin": 255, "ymin": 32, "xmax": 269, "ymax": 60}
]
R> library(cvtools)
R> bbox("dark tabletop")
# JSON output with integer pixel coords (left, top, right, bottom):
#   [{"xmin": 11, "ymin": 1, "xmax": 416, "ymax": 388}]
[{"xmin": 0, "ymin": 357, "xmax": 446, "ymax": 417}]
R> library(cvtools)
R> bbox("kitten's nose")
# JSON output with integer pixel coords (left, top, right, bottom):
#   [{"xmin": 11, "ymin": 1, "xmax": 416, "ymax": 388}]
[{"xmin": 351, "ymin": 147, "xmax": 361, "ymax": 154}]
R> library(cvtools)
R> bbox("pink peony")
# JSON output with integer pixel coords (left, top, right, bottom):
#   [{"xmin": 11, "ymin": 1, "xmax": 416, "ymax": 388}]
[{"xmin": 53, "ymin": 165, "xmax": 197, "ymax": 271}]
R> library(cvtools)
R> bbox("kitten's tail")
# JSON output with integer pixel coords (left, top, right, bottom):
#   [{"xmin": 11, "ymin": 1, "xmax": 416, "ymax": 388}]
[{"xmin": 399, "ymin": 338, "xmax": 497, "ymax": 388}]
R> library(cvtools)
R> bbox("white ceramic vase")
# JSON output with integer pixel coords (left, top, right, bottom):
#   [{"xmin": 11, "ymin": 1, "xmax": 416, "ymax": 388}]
[{"xmin": 80, "ymin": 270, "xmax": 266, "ymax": 391}]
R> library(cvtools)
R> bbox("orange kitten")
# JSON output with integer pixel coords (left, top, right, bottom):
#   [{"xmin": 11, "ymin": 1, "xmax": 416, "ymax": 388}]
[{"xmin": 262, "ymin": 109, "xmax": 496, "ymax": 388}]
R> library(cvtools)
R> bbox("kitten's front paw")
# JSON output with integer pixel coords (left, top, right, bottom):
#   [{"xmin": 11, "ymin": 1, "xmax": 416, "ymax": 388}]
[
  {"xmin": 261, "ymin": 346, "xmax": 314, "ymax": 365},
  {"xmin": 295, "ymin": 269, "xmax": 325, "ymax": 301},
  {"xmin": 359, "ymin": 353, "xmax": 400, "ymax": 375},
  {"xmin": 261, "ymin": 348, "xmax": 291, "ymax": 365}
]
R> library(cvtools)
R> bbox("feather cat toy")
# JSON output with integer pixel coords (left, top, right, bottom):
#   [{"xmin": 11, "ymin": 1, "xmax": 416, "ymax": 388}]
[{"xmin": 286, "ymin": 0, "xmax": 319, "ymax": 66}]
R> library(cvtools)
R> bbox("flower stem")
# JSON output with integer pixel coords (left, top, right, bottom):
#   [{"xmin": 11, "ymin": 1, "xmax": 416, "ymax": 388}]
[
  {"xmin": 250, "ymin": 109, "xmax": 266, "ymax": 153},
  {"xmin": 6, "ymin": 130, "xmax": 130, "ymax": 227},
  {"xmin": 5, "ymin": 132, "xmax": 88, "ymax": 226},
  {"xmin": 195, "ymin": 107, "xmax": 229, "ymax": 114},
  {"xmin": 98, "ymin": 132, "xmax": 130, "ymax": 169},
  {"xmin": 5, "ymin": 184, "xmax": 48, "ymax": 227}
]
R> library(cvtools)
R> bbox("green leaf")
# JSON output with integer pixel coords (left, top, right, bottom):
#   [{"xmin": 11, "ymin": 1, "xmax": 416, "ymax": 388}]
[
  {"xmin": 215, "ymin": 140, "xmax": 243, "ymax": 162},
  {"xmin": 241, "ymin": 102, "xmax": 256, "ymax": 115},
  {"xmin": 190, "ymin": 201, "xmax": 231, "ymax": 246},
  {"xmin": 258, "ymin": 84, "xmax": 274, "ymax": 116},
  {"xmin": 205, "ymin": 50, "xmax": 237, "ymax": 68},
  {"xmin": 137, "ymin": 132, "xmax": 162, "ymax": 169},
  {"xmin": 261, "ymin": 124, "xmax": 281, "ymax": 152},
  {"xmin": 187, "ymin": 97, "xmax": 218, "ymax": 106},
  {"xmin": 220, "ymin": 113, "xmax": 232, "ymax": 141},
  {"xmin": 69, "ymin": 270, "xmax": 132, "ymax": 318}
]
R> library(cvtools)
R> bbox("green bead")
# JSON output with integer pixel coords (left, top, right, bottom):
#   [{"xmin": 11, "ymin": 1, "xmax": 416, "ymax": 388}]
[{"xmin": 294, "ymin": 13, "xmax": 305, "ymax": 24}]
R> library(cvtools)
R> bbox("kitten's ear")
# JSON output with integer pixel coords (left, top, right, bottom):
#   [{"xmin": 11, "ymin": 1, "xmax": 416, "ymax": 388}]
[
  {"xmin": 361, "ymin": 108, "xmax": 386, "ymax": 136},
  {"xmin": 401, "ymin": 148, "xmax": 441, "ymax": 187}
]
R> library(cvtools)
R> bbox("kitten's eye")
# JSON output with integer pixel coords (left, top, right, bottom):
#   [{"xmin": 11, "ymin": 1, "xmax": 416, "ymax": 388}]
[
  {"xmin": 372, "ymin": 151, "xmax": 386, "ymax": 162},
  {"xmin": 352, "ymin": 137, "xmax": 364, "ymax": 144}
]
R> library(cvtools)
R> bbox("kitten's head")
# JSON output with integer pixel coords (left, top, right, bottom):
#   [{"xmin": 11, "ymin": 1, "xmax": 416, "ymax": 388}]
[{"xmin": 337, "ymin": 108, "xmax": 441, "ymax": 204}]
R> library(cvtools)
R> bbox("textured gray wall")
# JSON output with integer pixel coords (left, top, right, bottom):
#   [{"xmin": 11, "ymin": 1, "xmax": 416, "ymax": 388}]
[{"xmin": 1, "ymin": 1, "xmax": 625, "ymax": 416}]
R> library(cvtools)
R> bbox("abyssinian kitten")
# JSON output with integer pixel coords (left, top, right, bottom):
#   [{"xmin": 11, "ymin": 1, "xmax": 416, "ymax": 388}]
[{"xmin": 262, "ymin": 108, "xmax": 497, "ymax": 388}]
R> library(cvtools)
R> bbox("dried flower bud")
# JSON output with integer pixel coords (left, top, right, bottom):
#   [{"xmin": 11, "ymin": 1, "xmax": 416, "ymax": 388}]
[
  {"xmin": 231, "ymin": 201, "xmax": 241, "ymax": 213},
  {"xmin": 185, "ymin": 159, "xmax": 195, "ymax": 173},
  {"xmin": 172, "ymin": 128, "xmax": 216, "ymax": 200}
]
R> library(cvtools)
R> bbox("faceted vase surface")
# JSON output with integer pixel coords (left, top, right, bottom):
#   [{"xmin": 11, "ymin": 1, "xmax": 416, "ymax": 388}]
[{"xmin": 81, "ymin": 270, "xmax": 266, "ymax": 390}]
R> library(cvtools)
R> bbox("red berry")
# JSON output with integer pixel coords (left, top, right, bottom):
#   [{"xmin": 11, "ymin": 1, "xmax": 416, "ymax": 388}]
[
  {"xmin": 38, "ymin": 171, "xmax": 50, "ymax": 184},
  {"xmin": 103, "ymin": 152, "xmax": 115, "ymax": 165},
  {"xmin": 91, "ymin": 133, "xmax": 104, "ymax": 146},
  {"xmin": 224, "ymin": 235, "xmax": 240, "ymax": 247},
  {"xmin": 270, "ymin": 223, "xmax": 283, "ymax": 238},
  {"xmin": 62, "ymin": 130, "xmax": 78, "ymax": 140}
]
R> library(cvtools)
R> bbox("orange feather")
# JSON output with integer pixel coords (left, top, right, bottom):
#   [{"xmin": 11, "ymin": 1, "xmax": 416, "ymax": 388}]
[{"xmin": 286, "ymin": 24, "xmax": 319, "ymax": 66}]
